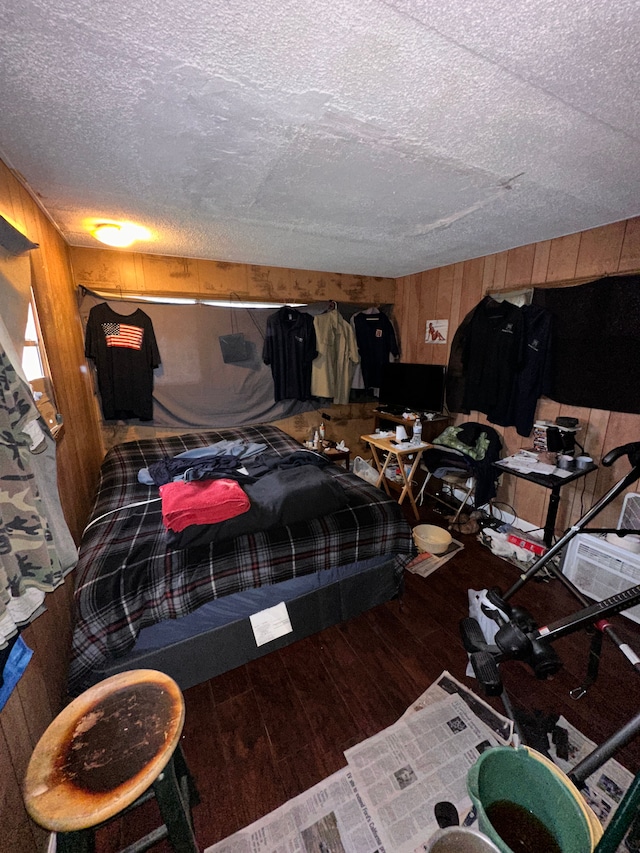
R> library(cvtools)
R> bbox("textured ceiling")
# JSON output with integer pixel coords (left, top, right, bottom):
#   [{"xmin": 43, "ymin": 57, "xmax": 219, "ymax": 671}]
[{"xmin": 1, "ymin": 0, "xmax": 640, "ymax": 277}]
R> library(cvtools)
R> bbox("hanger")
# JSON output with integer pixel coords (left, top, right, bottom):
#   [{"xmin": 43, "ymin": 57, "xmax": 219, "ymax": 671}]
[{"xmin": 486, "ymin": 287, "xmax": 533, "ymax": 307}]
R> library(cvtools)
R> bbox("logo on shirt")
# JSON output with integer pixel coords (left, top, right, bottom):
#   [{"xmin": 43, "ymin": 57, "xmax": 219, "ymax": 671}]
[
  {"xmin": 528, "ymin": 338, "xmax": 540, "ymax": 352},
  {"xmin": 102, "ymin": 322, "xmax": 144, "ymax": 350},
  {"xmin": 502, "ymin": 323, "xmax": 514, "ymax": 335}
]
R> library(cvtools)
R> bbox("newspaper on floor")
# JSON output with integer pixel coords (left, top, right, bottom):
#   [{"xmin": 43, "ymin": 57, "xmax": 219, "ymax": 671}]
[
  {"xmin": 405, "ymin": 539, "xmax": 464, "ymax": 578},
  {"xmin": 549, "ymin": 714, "xmax": 634, "ymax": 845},
  {"xmin": 400, "ymin": 670, "xmax": 514, "ymax": 746},
  {"xmin": 204, "ymin": 766, "xmax": 386, "ymax": 853},
  {"xmin": 344, "ymin": 693, "xmax": 506, "ymax": 853},
  {"xmin": 205, "ymin": 688, "xmax": 505, "ymax": 853}
]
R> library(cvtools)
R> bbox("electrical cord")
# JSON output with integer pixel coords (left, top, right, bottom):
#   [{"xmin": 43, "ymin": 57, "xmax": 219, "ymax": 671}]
[
  {"xmin": 83, "ymin": 497, "xmax": 162, "ymax": 535},
  {"xmin": 577, "ymin": 474, "xmax": 589, "ymax": 518},
  {"xmin": 486, "ymin": 499, "xmax": 517, "ymax": 525}
]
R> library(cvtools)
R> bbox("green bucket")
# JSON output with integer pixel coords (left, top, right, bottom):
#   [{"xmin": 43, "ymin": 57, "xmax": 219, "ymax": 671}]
[{"xmin": 467, "ymin": 746, "xmax": 600, "ymax": 853}]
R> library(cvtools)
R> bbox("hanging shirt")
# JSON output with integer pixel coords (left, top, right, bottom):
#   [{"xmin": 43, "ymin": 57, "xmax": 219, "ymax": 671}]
[
  {"xmin": 505, "ymin": 304, "xmax": 554, "ymax": 437},
  {"xmin": 462, "ymin": 296, "xmax": 524, "ymax": 423},
  {"xmin": 311, "ymin": 308, "xmax": 360, "ymax": 404},
  {"xmin": 85, "ymin": 302, "xmax": 161, "ymax": 420},
  {"xmin": 445, "ymin": 305, "xmax": 476, "ymax": 414},
  {"xmin": 353, "ymin": 309, "xmax": 399, "ymax": 390},
  {"xmin": 262, "ymin": 307, "xmax": 317, "ymax": 402}
]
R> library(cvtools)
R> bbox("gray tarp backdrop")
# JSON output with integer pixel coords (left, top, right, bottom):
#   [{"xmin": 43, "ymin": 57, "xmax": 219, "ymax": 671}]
[{"xmin": 79, "ymin": 290, "xmax": 320, "ymax": 427}]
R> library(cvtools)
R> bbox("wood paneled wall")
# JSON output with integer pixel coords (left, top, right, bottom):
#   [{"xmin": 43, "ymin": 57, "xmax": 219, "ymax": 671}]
[
  {"xmin": 395, "ymin": 218, "xmax": 640, "ymax": 535},
  {"xmin": 0, "ymin": 161, "xmax": 105, "ymax": 853},
  {"xmin": 68, "ymin": 246, "xmax": 395, "ymax": 305}
]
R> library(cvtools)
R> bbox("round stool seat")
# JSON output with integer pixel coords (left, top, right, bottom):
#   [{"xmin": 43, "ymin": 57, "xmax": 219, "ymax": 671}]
[{"xmin": 24, "ymin": 669, "xmax": 185, "ymax": 833}]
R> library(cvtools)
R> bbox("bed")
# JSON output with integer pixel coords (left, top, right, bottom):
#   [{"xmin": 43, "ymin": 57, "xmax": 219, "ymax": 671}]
[{"xmin": 69, "ymin": 424, "xmax": 415, "ymax": 696}]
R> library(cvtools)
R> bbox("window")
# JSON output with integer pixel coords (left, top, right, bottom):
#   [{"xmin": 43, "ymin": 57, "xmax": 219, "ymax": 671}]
[
  {"xmin": 21, "ymin": 292, "xmax": 62, "ymax": 437},
  {"xmin": 22, "ymin": 301, "xmax": 44, "ymax": 380}
]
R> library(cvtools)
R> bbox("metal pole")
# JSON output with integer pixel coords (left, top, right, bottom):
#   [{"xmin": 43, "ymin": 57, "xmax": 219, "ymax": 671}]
[{"xmin": 569, "ymin": 709, "xmax": 640, "ymax": 786}]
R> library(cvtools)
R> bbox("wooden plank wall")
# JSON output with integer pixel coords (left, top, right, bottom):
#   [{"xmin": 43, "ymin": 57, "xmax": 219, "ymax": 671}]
[
  {"xmin": 395, "ymin": 217, "xmax": 640, "ymax": 535},
  {"xmin": 0, "ymin": 161, "xmax": 105, "ymax": 853},
  {"xmin": 68, "ymin": 246, "xmax": 395, "ymax": 305}
]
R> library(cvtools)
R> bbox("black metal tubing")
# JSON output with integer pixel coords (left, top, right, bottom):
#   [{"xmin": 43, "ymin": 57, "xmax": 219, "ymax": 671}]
[
  {"xmin": 569, "ymin": 710, "xmax": 640, "ymax": 786},
  {"xmin": 477, "ymin": 443, "xmax": 640, "ymax": 783},
  {"xmin": 531, "ymin": 587, "xmax": 640, "ymax": 643},
  {"xmin": 503, "ymin": 461, "xmax": 640, "ymax": 601}
]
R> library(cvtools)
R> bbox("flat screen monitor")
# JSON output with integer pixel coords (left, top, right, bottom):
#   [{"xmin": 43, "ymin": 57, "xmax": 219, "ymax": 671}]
[{"xmin": 378, "ymin": 362, "xmax": 446, "ymax": 415}]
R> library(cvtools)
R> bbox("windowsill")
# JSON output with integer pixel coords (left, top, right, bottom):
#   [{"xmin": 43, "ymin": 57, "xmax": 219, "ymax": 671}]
[{"xmin": 49, "ymin": 422, "xmax": 65, "ymax": 442}]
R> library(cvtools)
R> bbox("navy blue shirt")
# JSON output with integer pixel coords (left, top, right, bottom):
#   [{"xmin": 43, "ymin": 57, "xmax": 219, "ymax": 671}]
[
  {"xmin": 263, "ymin": 307, "xmax": 318, "ymax": 402},
  {"xmin": 353, "ymin": 310, "xmax": 399, "ymax": 389}
]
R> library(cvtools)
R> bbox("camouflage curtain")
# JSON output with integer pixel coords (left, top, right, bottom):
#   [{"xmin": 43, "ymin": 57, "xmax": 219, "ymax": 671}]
[{"xmin": 0, "ymin": 348, "xmax": 64, "ymax": 646}]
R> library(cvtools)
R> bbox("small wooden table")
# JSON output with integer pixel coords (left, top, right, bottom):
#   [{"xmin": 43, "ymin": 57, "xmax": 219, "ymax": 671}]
[
  {"xmin": 372, "ymin": 410, "xmax": 450, "ymax": 443},
  {"xmin": 322, "ymin": 445, "xmax": 350, "ymax": 470},
  {"xmin": 361, "ymin": 433, "xmax": 430, "ymax": 519}
]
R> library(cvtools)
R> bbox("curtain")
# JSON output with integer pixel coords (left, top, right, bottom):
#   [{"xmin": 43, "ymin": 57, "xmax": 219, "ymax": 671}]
[
  {"xmin": 0, "ymin": 243, "xmax": 77, "ymax": 654},
  {"xmin": 0, "ymin": 252, "xmax": 31, "ymax": 355},
  {"xmin": 0, "ymin": 346, "xmax": 76, "ymax": 646},
  {"xmin": 532, "ymin": 275, "xmax": 640, "ymax": 414}
]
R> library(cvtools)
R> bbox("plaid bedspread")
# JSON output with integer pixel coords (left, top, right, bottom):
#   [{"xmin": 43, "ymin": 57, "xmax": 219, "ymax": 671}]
[{"xmin": 69, "ymin": 424, "xmax": 414, "ymax": 694}]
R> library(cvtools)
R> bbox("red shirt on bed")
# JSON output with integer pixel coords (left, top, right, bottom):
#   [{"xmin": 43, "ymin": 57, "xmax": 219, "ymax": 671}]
[{"xmin": 160, "ymin": 478, "xmax": 250, "ymax": 532}]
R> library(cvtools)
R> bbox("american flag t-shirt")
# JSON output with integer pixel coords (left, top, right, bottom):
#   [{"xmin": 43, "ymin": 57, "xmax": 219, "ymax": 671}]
[{"xmin": 102, "ymin": 322, "xmax": 144, "ymax": 350}]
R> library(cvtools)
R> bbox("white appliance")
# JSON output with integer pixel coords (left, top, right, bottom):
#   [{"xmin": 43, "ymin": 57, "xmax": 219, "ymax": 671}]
[
  {"xmin": 562, "ymin": 533, "xmax": 640, "ymax": 624},
  {"xmin": 619, "ymin": 492, "xmax": 640, "ymax": 530}
]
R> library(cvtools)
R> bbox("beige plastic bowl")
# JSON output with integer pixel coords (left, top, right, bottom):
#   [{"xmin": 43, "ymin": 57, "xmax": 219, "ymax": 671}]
[{"xmin": 413, "ymin": 523, "xmax": 452, "ymax": 554}]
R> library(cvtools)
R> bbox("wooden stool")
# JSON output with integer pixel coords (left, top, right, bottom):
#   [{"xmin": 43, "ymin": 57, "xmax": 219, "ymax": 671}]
[{"xmin": 23, "ymin": 669, "xmax": 199, "ymax": 853}]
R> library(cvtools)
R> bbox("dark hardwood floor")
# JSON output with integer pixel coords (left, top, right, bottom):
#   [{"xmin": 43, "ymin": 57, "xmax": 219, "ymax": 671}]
[{"xmin": 95, "ymin": 503, "xmax": 640, "ymax": 852}]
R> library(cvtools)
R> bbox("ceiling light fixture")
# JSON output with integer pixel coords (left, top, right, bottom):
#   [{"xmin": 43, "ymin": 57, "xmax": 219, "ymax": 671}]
[
  {"xmin": 91, "ymin": 221, "xmax": 151, "ymax": 248},
  {"xmin": 93, "ymin": 223, "xmax": 131, "ymax": 247}
]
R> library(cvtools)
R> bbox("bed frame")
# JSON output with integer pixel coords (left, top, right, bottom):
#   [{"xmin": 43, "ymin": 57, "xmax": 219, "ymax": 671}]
[{"xmin": 97, "ymin": 554, "xmax": 403, "ymax": 690}]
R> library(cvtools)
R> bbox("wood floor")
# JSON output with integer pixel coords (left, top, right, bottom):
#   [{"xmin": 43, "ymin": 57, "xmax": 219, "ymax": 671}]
[{"xmin": 95, "ymin": 505, "xmax": 640, "ymax": 852}]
